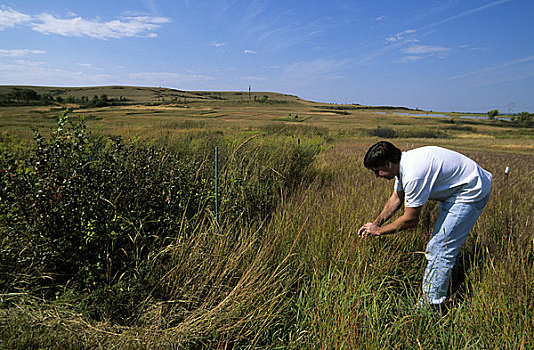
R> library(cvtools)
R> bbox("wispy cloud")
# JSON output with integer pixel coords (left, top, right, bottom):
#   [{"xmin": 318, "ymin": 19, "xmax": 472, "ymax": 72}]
[
  {"xmin": 354, "ymin": 37, "xmax": 418, "ymax": 65},
  {"xmin": 375, "ymin": 15, "xmax": 386, "ymax": 21},
  {"xmin": 386, "ymin": 29, "xmax": 416, "ymax": 43},
  {"xmin": 401, "ymin": 45, "xmax": 451, "ymax": 62},
  {"xmin": 0, "ymin": 6, "xmax": 170, "ymax": 39},
  {"xmin": 244, "ymin": 49, "xmax": 257, "ymax": 54},
  {"xmin": 0, "ymin": 6, "xmax": 31, "ymax": 29},
  {"xmin": 402, "ymin": 45, "xmax": 449, "ymax": 55},
  {"xmin": 421, "ymin": 0, "xmax": 513, "ymax": 30},
  {"xmin": 129, "ymin": 72, "xmax": 214, "ymax": 84},
  {"xmin": 0, "ymin": 61, "xmax": 119, "ymax": 85},
  {"xmin": 243, "ymin": 0, "xmax": 266, "ymax": 23},
  {"xmin": 383, "ymin": 0, "xmax": 512, "ymax": 64},
  {"xmin": 0, "ymin": 49, "xmax": 46, "ymax": 57},
  {"xmin": 474, "ymin": 71, "xmax": 534, "ymax": 88},
  {"xmin": 240, "ymin": 76, "xmax": 266, "ymax": 81},
  {"xmin": 235, "ymin": 4, "xmax": 331, "ymax": 52},
  {"xmin": 211, "ymin": 41, "xmax": 226, "ymax": 48},
  {"xmin": 399, "ymin": 44, "xmax": 451, "ymax": 61},
  {"xmin": 14, "ymin": 60, "xmax": 46, "ymax": 67},
  {"xmin": 448, "ymin": 55, "xmax": 534, "ymax": 80},
  {"xmin": 281, "ymin": 58, "xmax": 347, "ymax": 84}
]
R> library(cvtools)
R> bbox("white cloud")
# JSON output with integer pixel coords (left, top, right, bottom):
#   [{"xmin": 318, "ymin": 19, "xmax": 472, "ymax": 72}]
[
  {"xmin": 375, "ymin": 15, "xmax": 386, "ymax": 21},
  {"xmin": 386, "ymin": 29, "xmax": 416, "ymax": 43},
  {"xmin": 402, "ymin": 44, "xmax": 449, "ymax": 55},
  {"xmin": 398, "ymin": 44, "xmax": 450, "ymax": 62},
  {"xmin": 0, "ymin": 6, "xmax": 170, "ymax": 39},
  {"xmin": 0, "ymin": 49, "xmax": 46, "ymax": 57},
  {"xmin": 0, "ymin": 6, "xmax": 31, "ymax": 29},
  {"xmin": 211, "ymin": 41, "xmax": 226, "ymax": 48},
  {"xmin": 244, "ymin": 49, "xmax": 257, "ymax": 54},
  {"xmin": 31, "ymin": 14, "xmax": 170, "ymax": 39}
]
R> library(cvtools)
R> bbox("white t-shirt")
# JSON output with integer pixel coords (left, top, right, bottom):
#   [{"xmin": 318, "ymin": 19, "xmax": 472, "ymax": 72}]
[{"xmin": 394, "ymin": 146, "xmax": 492, "ymax": 207}]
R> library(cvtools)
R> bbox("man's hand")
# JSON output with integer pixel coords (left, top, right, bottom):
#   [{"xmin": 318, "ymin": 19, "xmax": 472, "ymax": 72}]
[
  {"xmin": 358, "ymin": 206, "xmax": 421, "ymax": 238},
  {"xmin": 357, "ymin": 223, "xmax": 381, "ymax": 237}
]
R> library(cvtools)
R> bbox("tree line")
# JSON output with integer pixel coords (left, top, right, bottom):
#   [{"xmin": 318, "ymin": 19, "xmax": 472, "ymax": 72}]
[{"xmin": 0, "ymin": 88, "xmax": 130, "ymax": 107}]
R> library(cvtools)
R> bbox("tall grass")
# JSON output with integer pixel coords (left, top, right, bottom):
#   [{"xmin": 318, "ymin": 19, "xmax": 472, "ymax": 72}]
[{"xmin": 0, "ymin": 122, "xmax": 533, "ymax": 348}]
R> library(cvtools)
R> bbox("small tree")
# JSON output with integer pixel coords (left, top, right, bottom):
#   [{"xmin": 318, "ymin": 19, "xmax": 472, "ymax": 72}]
[{"xmin": 487, "ymin": 109, "xmax": 499, "ymax": 119}]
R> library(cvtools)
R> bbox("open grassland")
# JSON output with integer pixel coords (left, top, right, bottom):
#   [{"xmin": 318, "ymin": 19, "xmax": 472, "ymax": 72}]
[
  {"xmin": 0, "ymin": 86, "xmax": 533, "ymax": 349},
  {"xmin": 1, "ymin": 86, "xmax": 532, "ymax": 154}
]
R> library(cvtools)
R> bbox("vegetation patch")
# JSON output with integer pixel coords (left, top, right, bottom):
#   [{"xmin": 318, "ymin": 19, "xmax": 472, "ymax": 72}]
[
  {"xmin": 0, "ymin": 87, "xmax": 533, "ymax": 347},
  {"xmin": 368, "ymin": 126, "xmax": 449, "ymax": 139},
  {"xmin": 441, "ymin": 124, "xmax": 476, "ymax": 132},
  {"xmin": 0, "ymin": 112, "xmax": 320, "ymax": 327},
  {"xmin": 398, "ymin": 127, "xmax": 449, "ymax": 138}
]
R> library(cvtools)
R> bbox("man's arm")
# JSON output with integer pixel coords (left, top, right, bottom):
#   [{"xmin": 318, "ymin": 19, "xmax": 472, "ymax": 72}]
[
  {"xmin": 358, "ymin": 190, "xmax": 421, "ymax": 237},
  {"xmin": 373, "ymin": 190, "xmax": 404, "ymax": 226},
  {"xmin": 364, "ymin": 206, "xmax": 421, "ymax": 236}
]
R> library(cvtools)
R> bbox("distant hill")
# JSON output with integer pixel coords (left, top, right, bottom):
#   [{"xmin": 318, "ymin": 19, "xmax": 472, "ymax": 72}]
[
  {"xmin": 0, "ymin": 85, "xmax": 419, "ymax": 112},
  {"xmin": 0, "ymin": 85, "xmax": 307, "ymax": 104}
]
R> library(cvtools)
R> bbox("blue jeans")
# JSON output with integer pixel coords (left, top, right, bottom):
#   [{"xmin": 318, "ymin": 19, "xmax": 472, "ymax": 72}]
[{"xmin": 421, "ymin": 195, "xmax": 490, "ymax": 305}]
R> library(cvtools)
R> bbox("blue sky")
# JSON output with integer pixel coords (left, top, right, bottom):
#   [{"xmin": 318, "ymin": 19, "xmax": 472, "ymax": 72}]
[{"xmin": 0, "ymin": 0, "xmax": 533, "ymax": 113}]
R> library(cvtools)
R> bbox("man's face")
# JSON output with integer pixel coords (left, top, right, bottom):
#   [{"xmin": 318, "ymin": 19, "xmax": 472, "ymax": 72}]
[{"xmin": 370, "ymin": 162, "xmax": 396, "ymax": 180}]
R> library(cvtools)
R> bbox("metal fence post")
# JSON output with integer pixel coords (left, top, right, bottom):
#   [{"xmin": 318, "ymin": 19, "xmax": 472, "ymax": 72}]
[{"xmin": 215, "ymin": 146, "xmax": 219, "ymax": 224}]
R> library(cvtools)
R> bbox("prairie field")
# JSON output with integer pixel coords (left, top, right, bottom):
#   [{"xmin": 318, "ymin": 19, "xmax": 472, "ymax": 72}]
[{"xmin": 0, "ymin": 86, "xmax": 533, "ymax": 349}]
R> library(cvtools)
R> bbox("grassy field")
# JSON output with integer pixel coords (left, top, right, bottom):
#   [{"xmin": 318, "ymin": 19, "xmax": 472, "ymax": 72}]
[
  {"xmin": 0, "ymin": 86, "xmax": 533, "ymax": 349},
  {"xmin": 1, "ymin": 86, "xmax": 532, "ymax": 153}
]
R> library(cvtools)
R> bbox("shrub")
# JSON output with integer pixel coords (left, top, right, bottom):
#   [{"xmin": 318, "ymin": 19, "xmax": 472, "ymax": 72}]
[
  {"xmin": 514, "ymin": 111, "xmax": 533, "ymax": 123},
  {"xmin": 0, "ymin": 113, "xmax": 211, "ymax": 296},
  {"xmin": 368, "ymin": 126, "xmax": 397, "ymax": 138},
  {"xmin": 487, "ymin": 109, "xmax": 499, "ymax": 119}
]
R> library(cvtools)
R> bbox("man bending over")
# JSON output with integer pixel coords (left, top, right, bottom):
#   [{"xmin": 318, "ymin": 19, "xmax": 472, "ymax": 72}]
[{"xmin": 358, "ymin": 141, "xmax": 492, "ymax": 310}]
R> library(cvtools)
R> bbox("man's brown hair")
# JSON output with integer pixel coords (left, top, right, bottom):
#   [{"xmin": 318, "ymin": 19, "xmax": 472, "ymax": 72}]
[{"xmin": 363, "ymin": 141, "xmax": 402, "ymax": 168}]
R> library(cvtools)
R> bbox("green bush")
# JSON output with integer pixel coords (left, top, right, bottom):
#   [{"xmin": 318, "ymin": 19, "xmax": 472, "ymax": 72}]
[
  {"xmin": 0, "ymin": 113, "xmax": 210, "ymax": 296},
  {"xmin": 368, "ymin": 126, "xmax": 397, "ymax": 138},
  {"xmin": 487, "ymin": 109, "xmax": 499, "ymax": 119}
]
